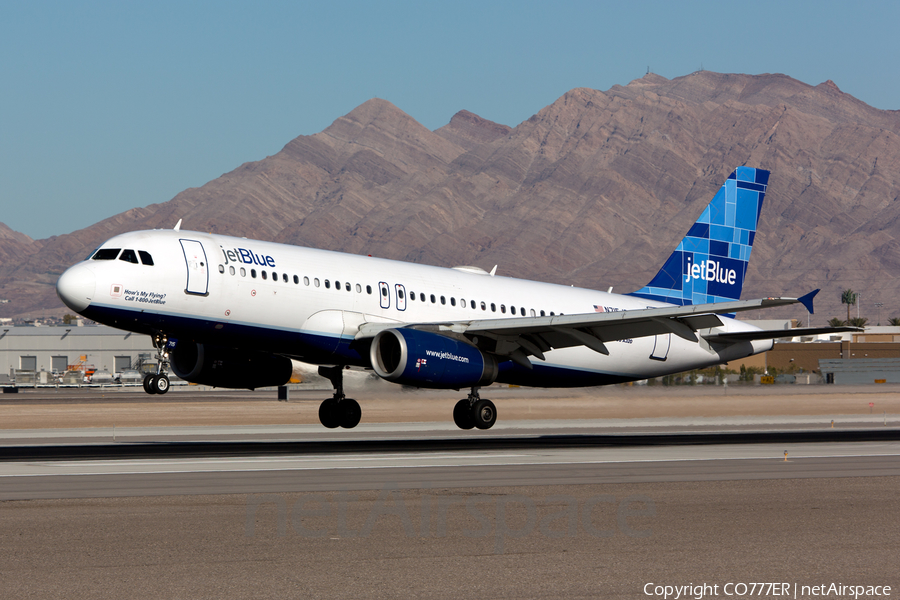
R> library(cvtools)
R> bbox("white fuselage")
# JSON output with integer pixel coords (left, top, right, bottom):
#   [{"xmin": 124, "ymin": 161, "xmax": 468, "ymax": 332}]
[{"xmin": 58, "ymin": 229, "xmax": 771, "ymax": 386}]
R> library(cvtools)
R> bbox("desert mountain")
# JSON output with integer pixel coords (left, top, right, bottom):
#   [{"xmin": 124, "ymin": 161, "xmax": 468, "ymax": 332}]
[{"xmin": 3, "ymin": 71, "xmax": 900, "ymax": 323}]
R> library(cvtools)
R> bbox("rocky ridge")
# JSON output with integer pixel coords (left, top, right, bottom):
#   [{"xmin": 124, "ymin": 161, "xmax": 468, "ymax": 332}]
[{"xmin": 3, "ymin": 71, "xmax": 899, "ymax": 323}]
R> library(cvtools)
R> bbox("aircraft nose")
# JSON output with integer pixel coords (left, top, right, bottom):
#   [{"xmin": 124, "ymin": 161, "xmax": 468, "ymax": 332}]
[{"xmin": 56, "ymin": 264, "xmax": 96, "ymax": 313}]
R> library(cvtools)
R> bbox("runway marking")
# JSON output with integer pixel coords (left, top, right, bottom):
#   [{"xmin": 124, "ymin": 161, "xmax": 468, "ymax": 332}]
[{"xmin": 3, "ymin": 450, "xmax": 900, "ymax": 478}]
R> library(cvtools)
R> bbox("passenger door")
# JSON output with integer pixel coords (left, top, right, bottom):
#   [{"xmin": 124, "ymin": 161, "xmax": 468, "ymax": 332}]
[
  {"xmin": 649, "ymin": 333, "xmax": 671, "ymax": 361},
  {"xmin": 180, "ymin": 239, "xmax": 209, "ymax": 296}
]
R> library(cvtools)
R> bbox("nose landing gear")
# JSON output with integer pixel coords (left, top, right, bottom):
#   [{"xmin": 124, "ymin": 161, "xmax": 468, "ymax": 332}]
[
  {"xmin": 453, "ymin": 387, "xmax": 496, "ymax": 430},
  {"xmin": 318, "ymin": 366, "xmax": 361, "ymax": 429},
  {"xmin": 142, "ymin": 333, "xmax": 171, "ymax": 395}
]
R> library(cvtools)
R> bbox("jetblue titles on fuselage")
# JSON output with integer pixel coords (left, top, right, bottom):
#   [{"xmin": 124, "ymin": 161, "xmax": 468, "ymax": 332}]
[{"xmin": 221, "ymin": 246, "xmax": 277, "ymax": 268}]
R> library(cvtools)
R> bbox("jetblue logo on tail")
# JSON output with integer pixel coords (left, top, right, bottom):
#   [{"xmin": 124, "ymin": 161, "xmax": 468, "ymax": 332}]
[
  {"xmin": 685, "ymin": 257, "xmax": 736, "ymax": 285},
  {"xmin": 631, "ymin": 166, "xmax": 769, "ymax": 306}
]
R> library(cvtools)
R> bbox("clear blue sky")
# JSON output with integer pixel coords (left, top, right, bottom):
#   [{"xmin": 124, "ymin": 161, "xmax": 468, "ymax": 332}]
[{"xmin": 2, "ymin": 0, "xmax": 897, "ymax": 240}]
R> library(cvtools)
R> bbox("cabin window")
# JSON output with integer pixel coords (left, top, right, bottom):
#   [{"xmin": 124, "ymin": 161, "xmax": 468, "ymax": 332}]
[
  {"xmin": 294, "ymin": 275, "xmax": 299, "ymax": 284},
  {"xmin": 366, "ymin": 285, "xmax": 372, "ymax": 294},
  {"xmin": 218, "ymin": 265, "xmax": 225, "ymax": 274},
  {"xmin": 356, "ymin": 283, "xmax": 361, "ymax": 293},
  {"xmin": 325, "ymin": 279, "xmax": 330, "ymax": 289},
  {"xmin": 335, "ymin": 280, "xmax": 340, "ymax": 290},
  {"xmin": 381, "ymin": 286, "xmax": 388, "ymax": 297},
  {"xmin": 93, "ymin": 248, "xmax": 120, "ymax": 261},
  {"xmin": 345, "ymin": 282, "xmax": 350, "ymax": 292},
  {"xmin": 230, "ymin": 266, "xmax": 235, "ymax": 276},
  {"xmin": 500, "ymin": 304, "xmax": 506, "ymax": 314},
  {"xmin": 138, "ymin": 251, "xmax": 154, "ymax": 265},
  {"xmin": 530, "ymin": 309, "xmax": 536, "ymax": 317},
  {"xmin": 314, "ymin": 278, "xmax": 320, "ymax": 287},
  {"xmin": 440, "ymin": 296, "xmax": 446, "ymax": 305},
  {"xmin": 272, "ymin": 272, "xmax": 277, "ymax": 281},
  {"xmin": 398, "ymin": 289, "xmax": 405, "ymax": 299},
  {"xmin": 471, "ymin": 300, "xmax": 476, "ymax": 309},
  {"xmin": 450, "ymin": 297, "xmax": 456, "ymax": 307},
  {"xmin": 491, "ymin": 303, "xmax": 496, "ymax": 312},
  {"xmin": 420, "ymin": 293, "xmax": 425, "ymax": 302},
  {"xmin": 550, "ymin": 312, "xmax": 555, "ymax": 316},
  {"xmin": 540, "ymin": 310, "xmax": 545, "ymax": 316},
  {"xmin": 480, "ymin": 301, "xmax": 486, "ymax": 311},
  {"xmin": 409, "ymin": 290, "xmax": 415, "ymax": 301},
  {"xmin": 240, "ymin": 268, "xmax": 246, "ymax": 277},
  {"xmin": 251, "ymin": 269, "xmax": 257, "ymax": 278},
  {"xmin": 430, "ymin": 294, "xmax": 436, "ymax": 304}
]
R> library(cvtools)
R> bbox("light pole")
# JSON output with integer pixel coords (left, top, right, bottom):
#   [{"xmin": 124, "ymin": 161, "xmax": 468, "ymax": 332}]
[{"xmin": 875, "ymin": 302, "xmax": 883, "ymax": 325}]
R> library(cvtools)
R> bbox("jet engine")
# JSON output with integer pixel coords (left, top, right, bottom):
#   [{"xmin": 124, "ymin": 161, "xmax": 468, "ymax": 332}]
[
  {"xmin": 170, "ymin": 342, "xmax": 292, "ymax": 389},
  {"xmin": 369, "ymin": 328, "xmax": 498, "ymax": 389}
]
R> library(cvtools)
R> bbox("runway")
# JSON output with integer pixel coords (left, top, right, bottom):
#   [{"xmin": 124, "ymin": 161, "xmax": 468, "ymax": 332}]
[
  {"xmin": 2, "ymin": 387, "xmax": 899, "ymax": 597},
  {"xmin": 2, "ymin": 426, "xmax": 900, "ymax": 500}
]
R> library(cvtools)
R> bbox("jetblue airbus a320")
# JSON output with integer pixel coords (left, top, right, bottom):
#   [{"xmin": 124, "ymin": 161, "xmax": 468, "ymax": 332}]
[{"xmin": 56, "ymin": 167, "xmax": 843, "ymax": 430}]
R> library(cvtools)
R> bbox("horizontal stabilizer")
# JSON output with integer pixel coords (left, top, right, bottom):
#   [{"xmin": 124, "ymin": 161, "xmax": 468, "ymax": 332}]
[{"xmin": 703, "ymin": 326, "xmax": 861, "ymax": 344}]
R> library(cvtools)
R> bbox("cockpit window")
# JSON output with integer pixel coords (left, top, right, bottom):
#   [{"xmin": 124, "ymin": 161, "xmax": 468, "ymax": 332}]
[
  {"xmin": 85, "ymin": 248, "xmax": 99, "ymax": 261},
  {"xmin": 119, "ymin": 249, "xmax": 139, "ymax": 264},
  {"xmin": 92, "ymin": 248, "xmax": 121, "ymax": 260},
  {"xmin": 138, "ymin": 251, "xmax": 154, "ymax": 266}
]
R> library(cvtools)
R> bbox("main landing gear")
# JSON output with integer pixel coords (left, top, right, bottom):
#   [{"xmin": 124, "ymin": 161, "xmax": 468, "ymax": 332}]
[
  {"xmin": 317, "ymin": 366, "xmax": 361, "ymax": 429},
  {"xmin": 142, "ymin": 333, "xmax": 171, "ymax": 395},
  {"xmin": 453, "ymin": 388, "xmax": 496, "ymax": 430}
]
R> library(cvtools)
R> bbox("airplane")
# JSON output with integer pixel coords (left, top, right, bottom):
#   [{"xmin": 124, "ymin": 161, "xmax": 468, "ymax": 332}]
[{"xmin": 56, "ymin": 166, "xmax": 853, "ymax": 430}]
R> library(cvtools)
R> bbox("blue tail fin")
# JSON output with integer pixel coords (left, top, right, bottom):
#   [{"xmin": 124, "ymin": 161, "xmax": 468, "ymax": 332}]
[{"xmin": 630, "ymin": 166, "xmax": 769, "ymax": 306}]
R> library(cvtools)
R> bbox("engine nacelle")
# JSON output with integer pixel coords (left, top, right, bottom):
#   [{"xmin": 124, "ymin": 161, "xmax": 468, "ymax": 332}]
[
  {"xmin": 369, "ymin": 328, "xmax": 498, "ymax": 389},
  {"xmin": 170, "ymin": 342, "xmax": 292, "ymax": 389}
]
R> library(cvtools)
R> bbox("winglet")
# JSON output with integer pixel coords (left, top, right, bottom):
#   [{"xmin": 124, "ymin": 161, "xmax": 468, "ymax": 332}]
[
  {"xmin": 174, "ymin": 218, "xmax": 182, "ymax": 231},
  {"xmin": 798, "ymin": 289, "xmax": 819, "ymax": 314}
]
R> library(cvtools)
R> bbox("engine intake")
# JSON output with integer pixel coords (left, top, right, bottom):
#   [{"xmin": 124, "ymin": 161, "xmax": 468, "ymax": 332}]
[
  {"xmin": 170, "ymin": 342, "xmax": 292, "ymax": 389},
  {"xmin": 369, "ymin": 328, "xmax": 498, "ymax": 389}
]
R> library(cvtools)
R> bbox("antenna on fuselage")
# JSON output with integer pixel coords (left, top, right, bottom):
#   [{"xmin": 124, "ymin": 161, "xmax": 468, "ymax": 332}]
[
  {"xmin": 489, "ymin": 265, "xmax": 497, "ymax": 277},
  {"xmin": 174, "ymin": 219, "xmax": 182, "ymax": 231}
]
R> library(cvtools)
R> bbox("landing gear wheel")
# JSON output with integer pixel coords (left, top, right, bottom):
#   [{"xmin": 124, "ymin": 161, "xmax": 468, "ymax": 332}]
[
  {"xmin": 453, "ymin": 399, "xmax": 475, "ymax": 430},
  {"xmin": 318, "ymin": 399, "xmax": 341, "ymax": 429},
  {"xmin": 317, "ymin": 366, "xmax": 363, "ymax": 430},
  {"xmin": 472, "ymin": 399, "xmax": 497, "ymax": 430},
  {"xmin": 143, "ymin": 374, "xmax": 158, "ymax": 394},
  {"xmin": 154, "ymin": 374, "xmax": 170, "ymax": 395},
  {"xmin": 339, "ymin": 399, "xmax": 361, "ymax": 429}
]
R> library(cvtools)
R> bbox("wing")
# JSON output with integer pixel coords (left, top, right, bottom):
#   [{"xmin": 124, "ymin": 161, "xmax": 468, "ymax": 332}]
[
  {"xmin": 703, "ymin": 325, "xmax": 861, "ymax": 343},
  {"xmin": 356, "ymin": 292, "xmax": 820, "ymax": 370}
]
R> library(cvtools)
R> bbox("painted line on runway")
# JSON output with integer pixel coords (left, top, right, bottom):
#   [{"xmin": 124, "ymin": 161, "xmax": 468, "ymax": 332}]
[{"xmin": 3, "ymin": 450, "xmax": 900, "ymax": 478}]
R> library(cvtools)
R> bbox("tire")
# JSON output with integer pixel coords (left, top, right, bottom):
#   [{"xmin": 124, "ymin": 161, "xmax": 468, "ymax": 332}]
[
  {"xmin": 472, "ymin": 399, "xmax": 497, "ymax": 430},
  {"xmin": 339, "ymin": 399, "xmax": 362, "ymax": 429},
  {"xmin": 155, "ymin": 374, "xmax": 170, "ymax": 394},
  {"xmin": 143, "ymin": 374, "xmax": 157, "ymax": 395},
  {"xmin": 318, "ymin": 399, "xmax": 341, "ymax": 429},
  {"xmin": 453, "ymin": 399, "xmax": 475, "ymax": 430}
]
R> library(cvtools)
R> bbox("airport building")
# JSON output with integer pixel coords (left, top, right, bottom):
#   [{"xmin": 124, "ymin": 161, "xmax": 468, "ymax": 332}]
[{"xmin": 0, "ymin": 324, "xmax": 155, "ymax": 384}]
